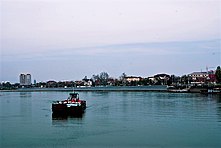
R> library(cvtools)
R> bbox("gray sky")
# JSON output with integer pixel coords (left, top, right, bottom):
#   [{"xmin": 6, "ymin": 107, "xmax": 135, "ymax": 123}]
[{"xmin": 1, "ymin": 0, "xmax": 221, "ymax": 83}]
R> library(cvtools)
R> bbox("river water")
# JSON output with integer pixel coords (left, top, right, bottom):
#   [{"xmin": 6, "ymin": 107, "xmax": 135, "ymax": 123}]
[{"xmin": 0, "ymin": 91, "xmax": 221, "ymax": 148}]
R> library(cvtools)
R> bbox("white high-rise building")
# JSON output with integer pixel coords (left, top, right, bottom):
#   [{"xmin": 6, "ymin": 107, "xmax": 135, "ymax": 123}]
[
  {"xmin": 20, "ymin": 74, "xmax": 26, "ymax": 85},
  {"xmin": 26, "ymin": 74, "xmax": 31, "ymax": 85},
  {"xmin": 19, "ymin": 73, "xmax": 32, "ymax": 86}
]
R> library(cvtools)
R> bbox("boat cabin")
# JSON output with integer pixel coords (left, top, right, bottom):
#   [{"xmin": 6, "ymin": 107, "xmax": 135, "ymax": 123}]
[{"xmin": 69, "ymin": 93, "xmax": 80, "ymax": 101}]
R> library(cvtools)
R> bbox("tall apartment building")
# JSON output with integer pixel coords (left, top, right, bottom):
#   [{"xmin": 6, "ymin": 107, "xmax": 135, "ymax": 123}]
[{"xmin": 20, "ymin": 73, "xmax": 32, "ymax": 86}]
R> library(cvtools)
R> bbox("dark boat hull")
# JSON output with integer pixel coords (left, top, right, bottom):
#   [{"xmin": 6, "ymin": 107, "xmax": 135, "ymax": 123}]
[
  {"xmin": 52, "ymin": 101, "xmax": 86, "ymax": 115},
  {"xmin": 52, "ymin": 104, "xmax": 67, "ymax": 114}
]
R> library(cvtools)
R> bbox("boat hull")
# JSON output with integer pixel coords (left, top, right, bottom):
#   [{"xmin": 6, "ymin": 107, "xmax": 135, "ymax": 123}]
[
  {"xmin": 52, "ymin": 103, "xmax": 67, "ymax": 114},
  {"xmin": 52, "ymin": 101, "xmax": 86, "ymax": 115}
]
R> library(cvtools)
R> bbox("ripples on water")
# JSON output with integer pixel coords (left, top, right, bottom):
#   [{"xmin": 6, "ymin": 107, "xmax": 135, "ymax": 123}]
[{"xmin": 0, "ymin": 91, "xmax": 221, "ymax": 147}]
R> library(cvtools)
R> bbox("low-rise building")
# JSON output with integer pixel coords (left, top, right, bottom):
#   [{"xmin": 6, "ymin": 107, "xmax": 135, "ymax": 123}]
[
  {"xmin": 124, "ymin": 76, "xmax": 142, "ymax": 82},
  {"xmin": 153, "ymin": 74, "xmax": 170, "ymax": 85},
  {"xmin": 188, "ymin": 72, "xmax": 209, "ymax": 83},
  {"xmin": 82, "ymin": 77, "xmax": 93, "ymax": 87},
  {"xmin": 46, "ymin": 80, "xmax": 57, "ymax": 88}
]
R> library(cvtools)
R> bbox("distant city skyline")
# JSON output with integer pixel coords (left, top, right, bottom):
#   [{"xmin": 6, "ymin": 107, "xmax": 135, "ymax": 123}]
[
  {"xmin": 1, "ymin": 0, "xmax": 221, "ymax": 83},
  {"xmin": 2, "ymin": 62, "xmax": 220, "ymax": 84}
]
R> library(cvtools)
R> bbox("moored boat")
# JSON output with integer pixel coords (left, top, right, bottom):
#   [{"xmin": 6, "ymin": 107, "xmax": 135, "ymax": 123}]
[
  {"xmin": 201, "ymin": 87, "xmax": 221, "ymax": 94},
  {"xmin": 167, "ymin": 88, "xmax": 189, "ymax": 93},
  {"xmin": 52, "ymin": 92, "xmax": 86, "ymax": 115},
  {"xmin": 167, "ymin": 86, "xmax": 189, "ymax": 93}
]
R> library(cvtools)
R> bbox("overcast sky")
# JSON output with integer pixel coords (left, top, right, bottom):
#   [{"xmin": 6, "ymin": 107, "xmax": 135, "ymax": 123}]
[{"xmin": 1, "ymin": 0, "xmax": 221, "ymax": 83}]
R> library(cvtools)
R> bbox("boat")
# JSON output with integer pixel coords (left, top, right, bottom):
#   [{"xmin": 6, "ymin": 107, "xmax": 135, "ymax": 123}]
[
  {"xmin": 167, "ymin": 86, "xmax": 189, "ymax": 93},
  {"xmin": 167, "ymin": 88, "xmax": 189, "ymax": 93},
  {"xmin": 52, "ymin": 92, "xmax": 86, "ymax": 115},
  {"xmin": 201, "ymin": 87, "xmax": 221, "ymax": 94}
]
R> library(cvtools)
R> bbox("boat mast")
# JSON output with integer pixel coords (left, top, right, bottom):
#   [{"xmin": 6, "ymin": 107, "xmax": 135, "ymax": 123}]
[{"xmin": 72, "ymin": 82, "xmax": 76, "ymax": 93}]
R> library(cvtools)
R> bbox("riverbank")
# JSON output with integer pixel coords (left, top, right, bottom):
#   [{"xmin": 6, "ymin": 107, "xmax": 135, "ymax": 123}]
[
  {"xmin": 1, "ymin": 85, "xmax": 217, "ymax": 94},
  {"xmin": 0, "ymin": 85, "xmax": 168, "ymax": 92}
]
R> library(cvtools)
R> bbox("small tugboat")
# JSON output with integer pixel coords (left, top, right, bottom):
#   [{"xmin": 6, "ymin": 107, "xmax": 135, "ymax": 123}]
[{"xmin": 52, "ymin": 92, "xmax": 86, "ymax": 116}]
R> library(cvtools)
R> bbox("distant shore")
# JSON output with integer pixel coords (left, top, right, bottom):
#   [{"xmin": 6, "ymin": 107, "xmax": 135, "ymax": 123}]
[
  {"xmin": 0, "ymin": 85, "xmax": 212, "ymax": 93},
  {"xmin": 0, "ymin": 85, "xmax": 168, "ymax": 92}
]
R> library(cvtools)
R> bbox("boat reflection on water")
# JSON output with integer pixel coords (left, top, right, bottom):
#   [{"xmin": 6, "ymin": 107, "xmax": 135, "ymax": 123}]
[
  {"xmin": 52, "ymin": 112, "xmax": 85, "ymax": 120},
  {"xmin": 52, "ymin": 112, "xmax": 85, "ymax": 127}
]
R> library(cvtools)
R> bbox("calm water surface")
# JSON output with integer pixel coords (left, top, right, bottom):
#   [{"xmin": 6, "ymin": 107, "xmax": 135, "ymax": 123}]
[{"xmin": 0, "ymin": 91, "xmax": 221, "ymax": 148}]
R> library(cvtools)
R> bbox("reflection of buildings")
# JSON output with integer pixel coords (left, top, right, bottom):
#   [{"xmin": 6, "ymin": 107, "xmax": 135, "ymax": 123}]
[
  {"xmin": 19, "ymin": 92, "xmax": 32, "ymax": 121},
  {"xmin": 216, "ymin": 96, "xmax": 221, "ymax": 122},
  {"xmin": 20, "ymin": 73, "xmax": 32, "ymax": 86}
]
